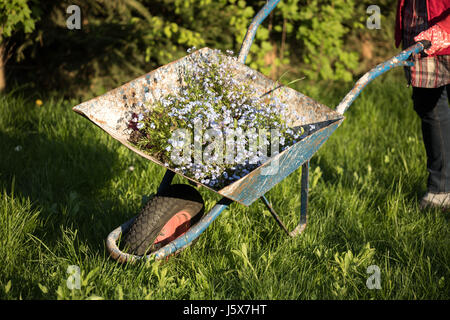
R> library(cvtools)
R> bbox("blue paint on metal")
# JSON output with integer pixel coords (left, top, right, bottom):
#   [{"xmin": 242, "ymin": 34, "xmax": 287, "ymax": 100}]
[
  {"xmin": 285, "ymin": 160, "xmax": 308, "ymax": 236},
  {"xmin": 221, "ymin": 119, "xmax": 343, "ymax": 205},
  {"xmin": 300, "ymin": 161, "xmax": 309, "ymax": 218},
  {"xmin": 260, "ymin": 195, "xmax": 291, "ymax": 235},
  {"xmin": 238, "ymin": 0, "xmax": 282, "ymax": 64},
  {"xmin": 336, "ymin": 42, "xmax": 427, "ymax": 114}
]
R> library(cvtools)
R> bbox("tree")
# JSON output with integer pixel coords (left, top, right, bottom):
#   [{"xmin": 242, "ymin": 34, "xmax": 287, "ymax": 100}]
[
  {"xmin": 5, "ymin": 0, "xmax": 274, "ymax": 97},
  {"xmin": 0, "ymin": 0, "xmax": 39, "ymax": 91},
  {"xmin": 3, "ymin": 0, "xmax": 398, "ymax": 97}
]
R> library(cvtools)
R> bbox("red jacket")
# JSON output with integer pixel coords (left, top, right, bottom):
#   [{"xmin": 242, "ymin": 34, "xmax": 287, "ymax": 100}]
[{"xmin": 395, "ymin": 0, "xmax": 450, "ymax": 55}]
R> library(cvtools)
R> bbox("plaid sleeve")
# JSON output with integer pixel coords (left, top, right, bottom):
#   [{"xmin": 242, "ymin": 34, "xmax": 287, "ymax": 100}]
[{"xmin": 402, "ymin": 0, "xmax": 450, "ymax": 88}]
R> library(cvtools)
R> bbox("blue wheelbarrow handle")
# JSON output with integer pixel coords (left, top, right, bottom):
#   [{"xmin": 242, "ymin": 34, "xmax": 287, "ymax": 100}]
[
  {"xmin": 238, "ymin": 0, "xmax": 282, "ymax": 64},
  {"xmin": 336, "ymin": 40, "xmax": 432, "ymax": 115}
]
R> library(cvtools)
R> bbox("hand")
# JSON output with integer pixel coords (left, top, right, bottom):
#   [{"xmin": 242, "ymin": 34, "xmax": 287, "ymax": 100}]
[{"xmin": 414, "ymin": 23, "xmax": 450, "ymax": 56}]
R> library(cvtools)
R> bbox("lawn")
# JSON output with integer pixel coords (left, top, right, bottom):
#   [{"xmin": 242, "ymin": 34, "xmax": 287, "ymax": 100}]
[{"xmin": 0, "ymin": 70, "xmax": 448, "ymax": 300}]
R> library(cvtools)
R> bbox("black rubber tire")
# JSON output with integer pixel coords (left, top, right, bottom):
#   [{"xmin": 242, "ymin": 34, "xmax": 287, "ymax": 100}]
[{"xmin": 122, "ymin": 184, "xmax": 204, "ymax": 256}]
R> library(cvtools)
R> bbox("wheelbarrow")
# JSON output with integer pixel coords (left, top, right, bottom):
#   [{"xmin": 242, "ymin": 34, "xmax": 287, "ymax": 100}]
[{"xmin": 72, "ymin": 0, "xmax": 431, "ymax": 263}]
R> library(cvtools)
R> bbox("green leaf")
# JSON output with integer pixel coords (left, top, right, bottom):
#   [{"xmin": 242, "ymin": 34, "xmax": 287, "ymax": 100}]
[
  {"xmin": 38, "ymin": 283, "xmax": 48, "ymax": 294},
  {"xmin": 4, "ymin": 280, "xmax": 11, "ymax": 294}
]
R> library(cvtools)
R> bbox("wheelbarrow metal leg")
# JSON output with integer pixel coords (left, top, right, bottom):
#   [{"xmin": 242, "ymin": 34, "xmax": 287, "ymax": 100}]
[
  {"xmin": 260, "ymin": 161, "xmax": 309, "ymax": 237},
  {"xmin": 261, "ymin": 195, "xmax": 291, "ymax": 236},
  {"xmin": 157, "ymin": 169, "xmax": 175, "ymax": 194},
  {"xmin": 238, "ymin": 0, "xmax": 282, "ymax": 64},
  {"xmin": 290, "ymin": 161, "xmax": 309, "ymax": 237}
]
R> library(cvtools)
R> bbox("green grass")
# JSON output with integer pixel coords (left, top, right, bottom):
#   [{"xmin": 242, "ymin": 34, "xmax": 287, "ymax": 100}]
[{"xmin": 0, "ymin": 70, "xmax": 448, "ymax": 300}]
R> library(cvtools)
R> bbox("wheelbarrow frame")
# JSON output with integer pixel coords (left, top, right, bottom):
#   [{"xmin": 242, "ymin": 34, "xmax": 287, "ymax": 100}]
[{"xmin": 84, "ymin": 0, "xmax": 430, "ymax": 263}]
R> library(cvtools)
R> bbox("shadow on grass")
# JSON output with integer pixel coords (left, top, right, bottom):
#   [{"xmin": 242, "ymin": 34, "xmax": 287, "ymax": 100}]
[{"xmin": 0, "ymin": 127, "xmax": 122, "ymax": 250}]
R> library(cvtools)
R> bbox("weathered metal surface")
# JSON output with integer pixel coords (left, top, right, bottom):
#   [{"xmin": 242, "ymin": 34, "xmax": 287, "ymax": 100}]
[
  {"xmin": 106, "ymin": 199, "xmax": 231, "ymax": 263},
  {"xmin": 220, "ymin": 119, "xmax": 343, "ymax": 206},
  {"xmin": 73, "ymin": 47, "xmax": 343, "ymax": 206},
  {"xmin": 238, "ymin": 0, "xmax": 282, "ymax": 64},
  {"xmin": 336, "ymin": 41, "xmax": 427, "ymax": 115}
]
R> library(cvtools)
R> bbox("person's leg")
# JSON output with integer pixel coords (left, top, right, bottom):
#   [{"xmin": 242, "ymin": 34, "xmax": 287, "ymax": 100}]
[{"xmin": 412, "ymin": 85, "xmax": 450, "ymax": 208}]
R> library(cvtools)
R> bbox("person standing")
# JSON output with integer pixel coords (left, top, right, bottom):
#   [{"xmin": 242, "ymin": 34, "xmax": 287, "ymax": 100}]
[{"xmin": 395, "ymin": 0, "xmax": 450, "ymax": 209}]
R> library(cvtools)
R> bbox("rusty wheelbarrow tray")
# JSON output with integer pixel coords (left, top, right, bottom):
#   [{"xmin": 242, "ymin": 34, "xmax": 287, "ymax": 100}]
[{"xmin": 72, "ymin": 0, "xmax": 430, "ymax": 263}]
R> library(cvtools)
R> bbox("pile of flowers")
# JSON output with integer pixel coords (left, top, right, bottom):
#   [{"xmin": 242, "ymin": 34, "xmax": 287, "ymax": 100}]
[{"xmin": 128, "ymin": 48, "xmax": 307, "ymax": 190}]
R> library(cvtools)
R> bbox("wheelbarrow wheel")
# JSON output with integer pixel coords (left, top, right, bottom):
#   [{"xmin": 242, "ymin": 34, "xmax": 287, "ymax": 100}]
[{"xmin": 122, "ymin": 184, "xmax": 204, "ymax": 256}]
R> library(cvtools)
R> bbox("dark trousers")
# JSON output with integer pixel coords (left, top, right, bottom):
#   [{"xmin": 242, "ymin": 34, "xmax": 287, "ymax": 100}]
[{"xmin": 412, "ymin": 85, "xmax": 450, "ymax": 193}]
